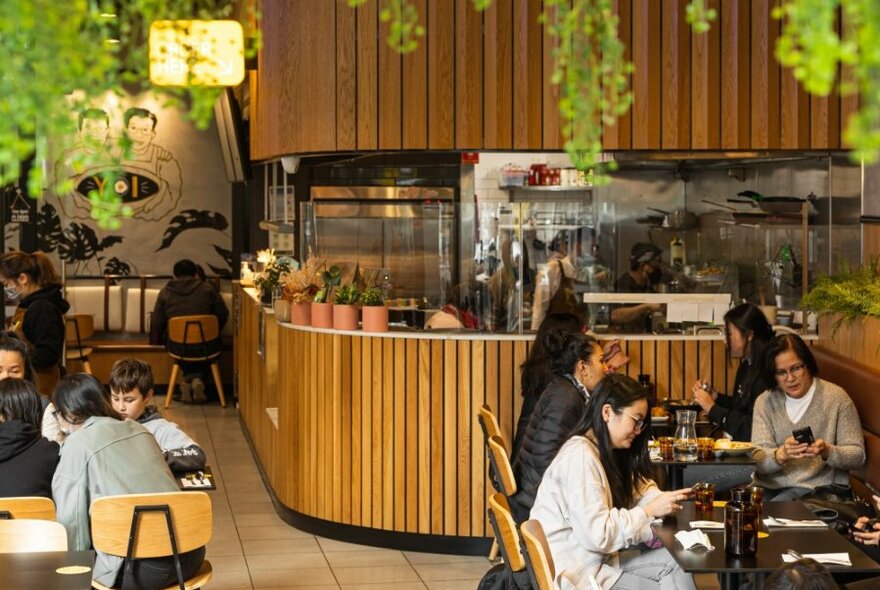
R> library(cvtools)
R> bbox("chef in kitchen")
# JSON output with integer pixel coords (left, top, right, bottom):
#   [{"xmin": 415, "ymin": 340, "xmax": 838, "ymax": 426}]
[{"xmin": 611, "ymin": 242, "xmax": 665, "ymax": 331}]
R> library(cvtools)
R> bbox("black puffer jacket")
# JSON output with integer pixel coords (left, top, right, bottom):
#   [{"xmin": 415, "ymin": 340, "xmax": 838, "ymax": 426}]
[
  {"xmin": 706, "ymin": 342, "xmax": 770, "ymax": 441},
  {"xmin": 17, "ymin": 285, "xmax": 69, "ymax": 370},
  {"xmin": 0, "ymin": 419, "xmax": 60, "ymax": 498},
  {"xmin": 509, "ymin": 375, "xmax": 589, "ymax": 522}
]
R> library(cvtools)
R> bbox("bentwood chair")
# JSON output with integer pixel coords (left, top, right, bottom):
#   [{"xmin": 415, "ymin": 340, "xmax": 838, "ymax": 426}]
[
  {"xmin": 487, "ymin": 493, "xmax": 530, "ymax": 588},
  {"xmin": 64, "ymin": 314, "xmax": 95, "ymax": 374},
  {"xmin": 479, "ymin": 405, "xmax": 508, "ymax": 560},
  {"xmin": 520, "ymin": 520, "xmax": 556, "ymax": 590},
  {"xmin": 0, "ymin": 519, "xmax": 67, "ymax": 553},
  {"xmin": 164, "ymin": 315, "xmax": 227, "ymax": 408},
  {"xmin": 89, "ymin": 491, "xmax": 213, "ymax": 590},
  {"xmin": 0, "ymin": 496, "xmax": 56, "ymax": 521}
]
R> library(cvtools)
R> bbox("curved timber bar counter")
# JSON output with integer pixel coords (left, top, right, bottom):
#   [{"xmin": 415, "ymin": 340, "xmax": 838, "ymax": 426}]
[{"xmin": 233, "ymin": 284, "xmax": 748, "ymax": 554}]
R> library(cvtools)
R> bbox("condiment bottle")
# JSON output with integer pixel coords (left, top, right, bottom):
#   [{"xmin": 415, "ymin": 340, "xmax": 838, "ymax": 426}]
[
  {"xmin": 724, "ymin": 488, "xmax": 758, "ymax": 557},
  {"xmin": 670, "ymin": 237, "xmax": 685, "ymax": 269}
]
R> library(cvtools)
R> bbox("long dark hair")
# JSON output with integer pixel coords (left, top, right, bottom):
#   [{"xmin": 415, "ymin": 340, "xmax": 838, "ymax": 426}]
[
  {"xmin": 0, "ymin": 378, "xmax": 43, "ymax": 427},
  {"xmin": 724, "ymin": 303, "xmax": 774, "ymax": 356},
  {"xmin": 550, "ymin": 332, "xmax": 600, "ymax": 378},
  {"xmin": 0, "ymin": 331, "xmax": 34, "ymax": 382},
  {"xmin": 577, "ymin": 373, "xmax": 653, "ymax": 509},
  {"xmin": 54, "ymin": 373, "xmax": 120, "ymax": 424},
  {"xmin": 761, "ymin": 333, "xmax": 819, "ymax": 388},
  {"xmin": 520, "ymin": 313, "xmax": 582, "ymax": 399}
]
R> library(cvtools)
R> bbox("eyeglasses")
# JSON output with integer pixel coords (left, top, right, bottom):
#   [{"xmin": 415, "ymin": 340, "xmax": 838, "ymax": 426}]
[
  {"xmin": 774, "ymin": 362, "xmax": 807, "ymax": 380},
  {"xmin": 617, "ymin": 409, "xmax": 645, "ymax": 431}
]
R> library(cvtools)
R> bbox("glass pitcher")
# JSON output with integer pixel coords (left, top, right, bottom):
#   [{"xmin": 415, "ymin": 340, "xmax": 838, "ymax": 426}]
[{"xmin": 673, "ymin": 409, "xmax": 698, "ymax": 461}]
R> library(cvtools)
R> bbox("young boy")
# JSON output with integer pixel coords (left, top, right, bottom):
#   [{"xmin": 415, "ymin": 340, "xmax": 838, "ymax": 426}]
[{"xmin": 108, "ymin": 358, "xmax": 206, "ymax": 472}]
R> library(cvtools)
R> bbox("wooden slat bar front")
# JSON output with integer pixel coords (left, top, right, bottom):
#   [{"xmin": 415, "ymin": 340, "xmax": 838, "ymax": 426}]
[{"xmin": 235, "ymin": 285, "xmax": 743, "ymax": 552}]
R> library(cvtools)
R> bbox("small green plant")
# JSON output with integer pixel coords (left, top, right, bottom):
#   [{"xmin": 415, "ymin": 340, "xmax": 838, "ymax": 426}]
[
  {"xmin": 334, "ymin": 284, "xmax": 361, "ymax": 306},
  {"xmin": 314, "ymin": 264, "xmax": 342, "ymax": 303},
  {"xmin": 253, "ymin": 260, "xmax": 291, "ymax": 299},
  {"xmin": 361, "ymin": 287, "xmax": 385, "ymax": 307},
  {"xmin": 800, "ymin": 258, "xmax": 880, "ymax": 335}
]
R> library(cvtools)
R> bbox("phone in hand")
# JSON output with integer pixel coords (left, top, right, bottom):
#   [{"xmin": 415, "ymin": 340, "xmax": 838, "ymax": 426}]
[{"xmin": 792, "ymin": 426, "xmax": 815, "ymax": 445}]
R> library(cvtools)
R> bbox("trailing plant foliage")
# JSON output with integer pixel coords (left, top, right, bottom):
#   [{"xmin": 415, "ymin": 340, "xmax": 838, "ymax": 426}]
[
  {"xmin": 800, "ymin": 258, "xmax": 880, "ymax": 333},
  {"xmin": 1, "ymin": 0, "xmax": 259, "ymax": 228}
]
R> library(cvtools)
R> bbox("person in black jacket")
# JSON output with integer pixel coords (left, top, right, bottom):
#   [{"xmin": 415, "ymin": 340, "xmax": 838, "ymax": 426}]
[
  {"xmin": 0, "ymin": 251, "xmax": 70, "ymax": 396},
  {"xmin": 509, "ymin": 332, "xmax": 608, "ymax": 522},
  {"xmin": 0, "ymin": 378, "xmax": 60, "ymax": 498},
  {"xmin": 684, "ymin": 303, "xmax": 774, "ymax": 491}
]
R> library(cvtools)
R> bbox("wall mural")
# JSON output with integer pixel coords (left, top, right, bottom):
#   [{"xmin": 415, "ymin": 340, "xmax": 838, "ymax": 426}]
[{"xmin": 41, "ymin": 91, "xmax": 233, "ymax": 278}]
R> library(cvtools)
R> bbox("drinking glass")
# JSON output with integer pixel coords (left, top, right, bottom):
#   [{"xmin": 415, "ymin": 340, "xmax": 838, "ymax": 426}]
[
  {"xmin": 694, "ymin": 482, "xmax": 717, "ymax": 513},
  {"xmin": 697, "ymin": 437, "xmax": 715, "ymax": 461},
  {"xmin": 658, "ymin": 436, "xmax": 675, "ymax": 461}
]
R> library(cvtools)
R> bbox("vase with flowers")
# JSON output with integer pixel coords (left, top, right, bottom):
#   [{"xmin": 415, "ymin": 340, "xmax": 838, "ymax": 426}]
[{"xmin": 283, "ymin": 257, "xmax": 324, "ymax": 325}]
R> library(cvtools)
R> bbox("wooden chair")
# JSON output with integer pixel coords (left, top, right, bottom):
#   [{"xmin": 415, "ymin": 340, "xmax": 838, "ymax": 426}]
[
  {"xmin": 64, "ymin": 314, "xmax": 94, "ymax": 374},
  {"xmin": 521, "ymin": 520, "xmax": 556, "ymax": 590},
  {"xmin": 164, "ymin": 315, "xmax": 226, "ymax": 408},
  {"xmin": 89, "ymin": 491, "xmax": 213, "ymax": 590},
  {"xmin": 0, "ymin": 496, "xmax": 56, "ymax": 520},
  {"xmin": 0, "ymin": 519, "xmax": 67, "ymax": 553},
  {"xmin": 487, "ymin": 493, "xmax": 528, "ymax": 585},
  {"xmin": 479, "ymin": 404, "xmax": 509, "ymax": 560},
  {"xmin": 488, "ymin": 435, "xmax": 517, "ymax": 497}
]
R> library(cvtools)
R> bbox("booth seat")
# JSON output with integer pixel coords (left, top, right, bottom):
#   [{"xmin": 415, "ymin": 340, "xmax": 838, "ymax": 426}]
[{"xmin": 65, "ymin": 286, "xmax": 124, "ymax": 332}]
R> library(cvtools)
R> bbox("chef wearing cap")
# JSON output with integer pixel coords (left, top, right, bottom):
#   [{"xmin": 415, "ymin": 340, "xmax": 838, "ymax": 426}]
[{"xmin": 611, "ymin": 242, "xmax": 664, "ymax": 330}]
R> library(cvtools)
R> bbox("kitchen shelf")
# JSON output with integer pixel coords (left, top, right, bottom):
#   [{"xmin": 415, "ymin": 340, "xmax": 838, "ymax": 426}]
[{"xmin": 501, "ymin": 185, "xmax": 593, "ymax": 192}]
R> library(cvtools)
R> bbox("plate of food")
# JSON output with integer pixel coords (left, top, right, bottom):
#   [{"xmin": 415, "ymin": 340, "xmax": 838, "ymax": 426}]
[
  {"xmin": 713, "ymin": 439, "xmax": 754, "ymax": 456},
  {"xmin": 650, "ymin": 407, "xmax": 669, "ymax": 422}
]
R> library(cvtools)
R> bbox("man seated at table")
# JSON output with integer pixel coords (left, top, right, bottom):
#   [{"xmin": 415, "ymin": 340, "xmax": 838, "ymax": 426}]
[{"xmin": 108, "ymin": 358, "xmax": 206, "ymax": 472}]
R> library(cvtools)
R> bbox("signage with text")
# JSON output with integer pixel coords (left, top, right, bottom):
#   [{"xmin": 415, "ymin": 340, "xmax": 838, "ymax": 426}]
[{"xmin": 149, "ymin": 20, "xmax": 245, "ymax": 87}]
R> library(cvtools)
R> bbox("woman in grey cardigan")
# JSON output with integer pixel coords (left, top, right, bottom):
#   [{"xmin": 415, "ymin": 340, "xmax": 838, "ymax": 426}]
[{"xmin": 751, "ymin": 334, "xmax": 865, "ymax": 501}]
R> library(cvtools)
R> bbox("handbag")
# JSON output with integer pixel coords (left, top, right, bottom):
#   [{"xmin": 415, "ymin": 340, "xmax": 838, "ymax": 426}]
[{"xmin": 799, "ymin": 483, "xmax": 874, "ymax": 535}]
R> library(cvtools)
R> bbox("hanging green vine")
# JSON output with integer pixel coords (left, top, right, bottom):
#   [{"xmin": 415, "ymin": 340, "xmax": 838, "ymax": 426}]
[
  {"xmin": 0, "ymin": 0, "xmax": 259, "ymax": 228},
  {"xmin": 685, "ymin": 0, "xmax": 718, "ymax": 34}
]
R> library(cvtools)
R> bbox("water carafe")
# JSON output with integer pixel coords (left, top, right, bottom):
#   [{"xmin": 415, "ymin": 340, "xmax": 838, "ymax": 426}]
[
  {"xmin": 724, "ymin": 489, "xmax": 758, "ymax": 557},
  {"xmin": 673, "ymin": 409, "xmax": 698, "ymax": 461}
]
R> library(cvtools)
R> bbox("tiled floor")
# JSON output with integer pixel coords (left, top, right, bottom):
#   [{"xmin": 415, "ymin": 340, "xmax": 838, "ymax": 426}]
[{"xmin": 164, "ymin": 400, "xmax": 719, "ymax": 589}]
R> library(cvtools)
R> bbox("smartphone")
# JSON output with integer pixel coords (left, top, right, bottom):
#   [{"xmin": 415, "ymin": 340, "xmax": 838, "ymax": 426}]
[{"xmin": 792, "ymin": 426, "xmax": 815, "ymax": 445}]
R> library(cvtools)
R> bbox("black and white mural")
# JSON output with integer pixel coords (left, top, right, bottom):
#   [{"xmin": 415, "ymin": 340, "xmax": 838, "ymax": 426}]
[{"xmin": 37, "ymin": 91, "xmax": 233, "ymax": 277}]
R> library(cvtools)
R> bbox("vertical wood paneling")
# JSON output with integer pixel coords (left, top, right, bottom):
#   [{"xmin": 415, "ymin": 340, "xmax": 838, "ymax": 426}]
[
  {"xmin": 661, "ymin": 0, "xmax": 691, "ymax": 149},
  {"xmin": 392, "ymin": 339, "xmax": 405, "ymax": 530},
  {"xmin": 455, "ymin": 0, "xmax": 484, "ymax": 148},
  {"xmin": 351, "ymin": 336, "xmax": 362, "ymax": 525},
  {"xmin": 631, "ymin": 0, "xmax": 661, "ymax": 148},
  {"xmin": 603, "ymin": 0, "xmax": 633, "ymax": 149},
  {"xmin": 750, "ymin": 0, "xmax": 781, "ymax": 148},
  {"xmin": 430, "ymin": 341, "xmax": 443, "ymax": 533},
  {"xmin": 497, "ymin": 341, "xmax": 515, "ymax": 438},
  {"xmin": 484, "ymin": 0, "xmax": 514, "ymax": 149},
  {"xmin": 690, "ymin": 0, "xmax": 720, "ymax": 149},
  {"xmin": 470, "ymin": 340, "xmax": 486, "ymax": 536},
  {"xmin": 360, "ymin": 335, "xmax": 372, "ymax": 526},
  {"xmin": 378, "ymin": 22, "xmax": 403, "ymax": 149},
  {"xmin": 542, "ymin": 1, "xmax": 564, "ymax": 149},
  {"xmin": 720, "ymin": 0, "xmax": 751, "ymax": 148},
  {"xmin": 780, "ymin": 65, "xmax": 810, "ymax": 148},
  {"xmin": 382, "ymin": 339, "xmax": 394, "ymax": 528},
  {"xmin": 456, "ymin": 341, "xmax": 471, "ymax": 535},
  {"xmin": 336, "ymin": 2, "xmax": 357, "ymax": 150},
  {"xmin": 427, "ymin": 0, "xmax": 455, "ymax": 148},
  {"xmin": 655, "ymin": 341, "xmax": 670, "ymax": 399},
  {"xmin": 417, "ymin": 340, "xmax": 432, "ymax": 533},
  {"xmin": 811, "ymin": 93, "xmax": 840, "ymax": 149},
  {"xmin": 356, "ymin": 1, "xmax": 378, "ymax": 150},
  {"xmin": 442, "ymin": 340, "xmax": 457, "ymax": 533},
  {"xmin": 513, "ymin": 0, "xmax": 543, "ymax": 148},
  {"xmin": 371, "ymin": 338, "xmax": 382, "ymax": 527},
  {"xmin": 405, "ymin": 340, "xmax": 418, "ymax": 531},
  {"xmin": 840, "ymin": 9, "xmax": 859, "ymax": 148},
  {"xmin": 402, "ymin": 0, "xmax": 428, "ymax": 149}
]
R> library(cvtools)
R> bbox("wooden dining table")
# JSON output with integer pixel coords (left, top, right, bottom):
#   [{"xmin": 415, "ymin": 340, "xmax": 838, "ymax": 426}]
[
  {"xmin": 0, "ymin": 550, "xmax": 95, "ymax": 590},
  {"xmin": 652, "ymin": 501, "xmax": 880, "ymax": 590}
]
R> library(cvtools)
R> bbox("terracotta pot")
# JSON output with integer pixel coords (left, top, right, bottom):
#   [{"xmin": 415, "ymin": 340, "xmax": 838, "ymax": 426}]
[
  {"xmin": 290, "ymin": 301, "xmax": 311, "ymax": 326},
  {"xmin": 361, "ymin": 305, "xmax": 389, "ymax": 333},
  {"xmin": 273, "ymin": 299, "xmax": 291, "ymax": 323},
  {"xmin": 310, "ymin": 302, "xmax": 333, "ymax": 329},
  {"xmin": 332, "ymin": 304, "xmax": 359, "ymax": 331}
]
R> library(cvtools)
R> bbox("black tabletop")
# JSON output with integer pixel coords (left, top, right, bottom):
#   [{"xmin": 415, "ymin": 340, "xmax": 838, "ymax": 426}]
[
  {"xmin": 653, "ymin": 454, "xmax": 757, "ymax": 467},
  {"xmin": 0, "ymin": 550, "xmax": 95, "ymax": 590},
  {"xmin": 652, "ymin": 502, "xmax": 880, "ymax": 575}
]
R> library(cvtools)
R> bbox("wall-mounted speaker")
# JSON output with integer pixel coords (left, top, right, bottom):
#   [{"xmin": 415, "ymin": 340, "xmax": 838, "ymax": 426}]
[{"xmin": 214, "ymin": 88, "xmax": 249, "ymax": 183}]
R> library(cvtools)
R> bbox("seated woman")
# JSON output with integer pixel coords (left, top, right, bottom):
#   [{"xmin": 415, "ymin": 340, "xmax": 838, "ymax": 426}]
[
  {"xmin": 531, "ymin": 373, "xmax": 695, "ymax": 589},
  {"xmin": 509, "ymin": 331, "xmax": 608, "ymax": 522},
  {"xmin": 0, "ymin": 378, "xmax": 60, "ymax": 498},
  {"xmin": 752, "ymin": 334, "xmax": 865, "ymax": 501},
  {"xmin": 0, "ymin": 331, "xmax": 62, "ymax": 442},
  {"xmin": 52, "ymin": 374, "xmax": 205, "ymax": 590}
]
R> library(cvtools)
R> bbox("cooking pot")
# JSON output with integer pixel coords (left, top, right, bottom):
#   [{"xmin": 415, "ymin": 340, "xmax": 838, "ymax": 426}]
[{"xmin": 647, "ymin": 207, "xmax": 698, "ymax": 230}]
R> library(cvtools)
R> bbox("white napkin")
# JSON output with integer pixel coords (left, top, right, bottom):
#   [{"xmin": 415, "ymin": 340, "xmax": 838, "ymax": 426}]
[
  {"xmin": 689, "ymin": 520, "xmax": 724, "ymax": 529},
  {"xmin": 781, "ymin": 553, "xmax": 851, "ymax": 566},
  {"xmin": 675, "ymin": 529, "xmax": 715, "ymax": 550},
  {"xmin": 764, "ymin": 517, "xmax": 827, "ymax": 528}
]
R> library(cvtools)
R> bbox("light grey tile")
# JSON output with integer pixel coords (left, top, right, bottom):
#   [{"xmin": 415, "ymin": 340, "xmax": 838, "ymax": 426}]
[
  {"xmin": 332, "ymin": 565, "xmax": 420, "ymax": 585},
  {"xmin": 245, "ymin": 552, "xmax": 328, "ymax": 571},
  {"xmin": 233, "ymin": 513, "xmax": 286, "ymax": 527},
  {"xmin": 414, "ymin": 562, "xmax": 495, "ymax": 582},
  {"xmin": 238, "ymin": 524, "xmax": 314, "ymax": 541},
  {"xmin": 424, "ymin": 581, "xmax": 482, "ymax": 590},
  {"xmin": 242, "ymin": 537, "xmax": 322, "ymax": 555},
  {"xmin": 323, "ymin": 549, "xmax": 409, "ymax": 568},
  {"xmin": 404, "ymin": 552, "xmax": 490, "ymax": 566},
  {"xmin": 317, "ymin": 537, "xmax": 388, "ymax": 553},
  {"xmin": 341, "ymin": 584, "xmax": 426, "ymax": 590},
  {"xmin": 250, "ymin": 566, "xmax": 337, "ymax": 588}
]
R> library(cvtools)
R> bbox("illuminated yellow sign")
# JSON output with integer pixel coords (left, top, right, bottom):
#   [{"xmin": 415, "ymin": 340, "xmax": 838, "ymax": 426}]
[{"xmin": 149, "ymin": 20, "xmax": 245, "ymax": 87}]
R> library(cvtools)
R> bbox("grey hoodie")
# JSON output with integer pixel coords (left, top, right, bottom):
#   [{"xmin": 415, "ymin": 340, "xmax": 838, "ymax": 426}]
[{"xmin": 137, "ymin": 406, "xmax": 206, "ymax": 472}]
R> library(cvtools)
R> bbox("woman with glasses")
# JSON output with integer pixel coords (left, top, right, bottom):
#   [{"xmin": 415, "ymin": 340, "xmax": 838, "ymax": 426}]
[
  {"xmin": 509, "ymin": 331, "xmax": 609, "ymax": 523},
  {"xmin": 752, "ymin": 334, "xmax": 865, "ymax": 501},
  {"xmin": 52, "ymin": 373, "xmax": 206, "ymax": 590},
  {"xmin": 531, "ymin": 373, "xmax": 695, "ymax": 589}
]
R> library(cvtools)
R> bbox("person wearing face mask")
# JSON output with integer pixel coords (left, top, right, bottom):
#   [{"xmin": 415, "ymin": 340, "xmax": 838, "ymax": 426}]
[
  {"xmin": 0, "ymin": 252, "xmax": 70, "ymax": 396},
  {"xmin": 611, "ymin": 242, "xmax": 664, "ymax": 331},
  {"xmin": 509, "ymin": 332, "xmax": 609, "ymax": 522}
]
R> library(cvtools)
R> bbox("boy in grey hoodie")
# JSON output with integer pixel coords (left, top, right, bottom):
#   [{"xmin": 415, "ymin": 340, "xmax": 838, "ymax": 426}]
[{"xmin": 108, "ymin": 358, "xmax": 206, "ymax": 472}]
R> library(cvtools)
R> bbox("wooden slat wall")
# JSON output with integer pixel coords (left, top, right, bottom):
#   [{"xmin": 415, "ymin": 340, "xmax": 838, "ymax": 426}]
[
  {"xmin": 484, "ymin": 0, "xmax": 514, "ymax": 149},
  {"xmin": 630, "ymin": 0, "xmax": 662, "ymax": 149},
  {"xmin": 720, "ymin": 0, "xmax": 751, "ymax": 148}
]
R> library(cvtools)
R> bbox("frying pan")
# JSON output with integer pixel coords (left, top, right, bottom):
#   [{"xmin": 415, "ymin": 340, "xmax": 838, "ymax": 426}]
[
  {"xmin": 647, "ymin": 207, "xmax": 698, "ymax": 230},
  {"xmin": 737, "ymin": 191, "xmax": 805, "ymax": 215}
]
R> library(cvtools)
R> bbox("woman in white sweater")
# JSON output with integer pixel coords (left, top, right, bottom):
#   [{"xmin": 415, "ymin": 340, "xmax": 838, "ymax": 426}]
[
  {"xmin": 531, "ymin": 373, "xmax": 695, "ymax": 589},
  {"xmin": 752, "ymin": 333, "xmax": 865, "ymax": 501}
]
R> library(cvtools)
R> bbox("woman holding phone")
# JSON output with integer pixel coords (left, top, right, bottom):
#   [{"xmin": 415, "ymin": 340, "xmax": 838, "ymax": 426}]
[{"xmin": 751, "ymin": 334, "xmax": 865, "ymax": 501}]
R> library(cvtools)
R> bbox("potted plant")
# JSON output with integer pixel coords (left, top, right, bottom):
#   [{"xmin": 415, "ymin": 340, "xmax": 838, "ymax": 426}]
[
  {"xmin": 801, "ymin": 259, "xmax": 880, "ymax": 335},
  {"xmin": 332, "ymin": 283, "xmax": 361, "ymax": 331},
  {"xmin": 311, "ymin": 264, "xmax": 341, "ymax": 329},
  {"xmin": 283, "ymin": 257, "xmax": 323, "ymax": 326},
  {"xmin": 361, "ymin": 287, "xmax": 388, "ymax": 333},
  {"xmin": 253, "ymin": 257, "xmax": 291, "ymax": 308}
]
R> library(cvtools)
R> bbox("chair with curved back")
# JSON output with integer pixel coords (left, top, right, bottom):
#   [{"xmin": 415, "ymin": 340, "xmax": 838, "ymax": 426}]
[
  {"xmin": 0, "ymin": 496, "xmax": 56, "ymax": 521},
  {"xmin": 164, "ymin": 314, "xmax": 226, "ymax": 408},
  {"xmin": 487, "ymin": 435, "xmax": 517, "ymax": 498},
  {"xmin": 487, "ymin": 492, "xmax": 530, "ymax": 588},
  {"xmin": 65, "ymin": 314, "xmax": 95, "ymax": 374},
  {"xmin": 520, "ymin": 519, "xmax": 556, "ymax": 590},
  {"xmin": 89, "ymin": 491, "xmax": 213, "ymax": 590},
  {"xmin": 0, "ymin": 519, "xmax": 67, "ymax": 553},
  {"xmin": 479, "ymin": 404, "xmax": 510, "ymax": 561}
]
